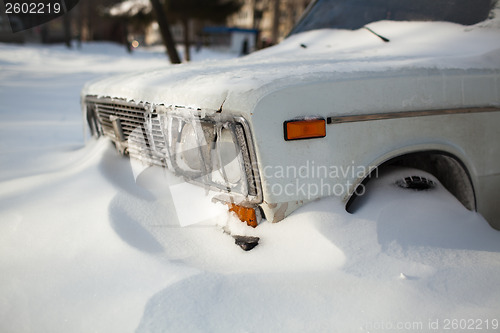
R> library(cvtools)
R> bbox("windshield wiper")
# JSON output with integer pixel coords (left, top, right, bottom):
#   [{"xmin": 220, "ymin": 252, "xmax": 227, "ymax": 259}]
[{"xmin": 364, "ymin": 27, "xmax": 390, "ymax": 43}]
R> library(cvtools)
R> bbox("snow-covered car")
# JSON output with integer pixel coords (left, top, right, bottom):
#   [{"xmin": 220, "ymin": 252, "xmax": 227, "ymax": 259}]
[{"xmin": 82, "ymin": 0, "xmax": 500, "ymax": 230}]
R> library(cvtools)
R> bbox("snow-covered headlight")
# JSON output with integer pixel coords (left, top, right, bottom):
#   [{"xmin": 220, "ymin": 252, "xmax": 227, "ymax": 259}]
[
  {"xmin": 177, "ymin": 121, "xmax": 216, "ymax": 173},
  {"xmin": 160, "ymin": 112, "xmax": 260, "ymax": 203},
  {"xmin": 178, "ymin": 122, "xmax": 202, "ymax": 172},
  {"xmin": 216, "ymin": 127, "xmax": 242, "ymax": 185}
]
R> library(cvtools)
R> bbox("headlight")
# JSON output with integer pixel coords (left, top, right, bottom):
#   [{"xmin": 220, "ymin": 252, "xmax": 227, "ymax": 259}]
[
  {"xmin": 178, "ymin": 122, "xmax": 202, "ymax": 172},
  {"xmin": 217, "ymin": 127, "xmax": 242, "ymax": 185},
  {"xmin": 176, "ymin": 120, "xmax": 216, "ymax": 175},
  {"xmin": 157, "ymin": 112, "xmax": 260, "ymax": 203}
]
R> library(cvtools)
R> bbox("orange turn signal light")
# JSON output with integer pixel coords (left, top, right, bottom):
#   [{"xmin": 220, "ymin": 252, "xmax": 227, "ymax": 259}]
[
  {"xmin": 228, "ymin": 203, "xmax": 258, "ymax": 228},
  {"xmin": 284, "ymin": 118, "xmax": 326, "ymax": 141}
]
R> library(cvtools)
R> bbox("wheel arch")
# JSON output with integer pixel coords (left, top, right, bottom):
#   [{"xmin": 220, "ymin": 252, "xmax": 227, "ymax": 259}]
[{"xmin": 346, "ymin": 150, "xmax": 477, "ymax": 213}]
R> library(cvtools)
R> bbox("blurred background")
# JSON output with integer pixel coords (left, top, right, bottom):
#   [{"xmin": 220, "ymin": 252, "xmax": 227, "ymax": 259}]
[{"xmin": 0, "ymin": 0, "xmax": 313, "ymax": 62}]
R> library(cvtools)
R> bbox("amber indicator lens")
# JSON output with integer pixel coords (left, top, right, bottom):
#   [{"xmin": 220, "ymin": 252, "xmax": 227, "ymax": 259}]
[
  {"xmin": 284, "ymin": 118, "xmax": 326, "ymax": 141},
  {"xmin": 228, "ymin": 203, "xmax": 258, "ymax": 228}
]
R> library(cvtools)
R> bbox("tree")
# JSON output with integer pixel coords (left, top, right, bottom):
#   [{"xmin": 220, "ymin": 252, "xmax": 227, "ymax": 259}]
[
  {"xmin": 150, "ymin": 0, "xmax": 181, "ymax": 63},
  {"xmin": 63, "ymin": 9, "xmax": 72, "ymax": 48},
  {"xmin": 166, "ymin": 0, "xmax": 242, "ymax": 61},
  {"xmin": 104, "ymin": 0, "xmax": 181, "ymax": 63}
]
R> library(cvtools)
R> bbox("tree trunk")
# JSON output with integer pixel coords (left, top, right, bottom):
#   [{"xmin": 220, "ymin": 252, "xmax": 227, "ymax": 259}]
[
  {"xmin": 150, "ymin": 0, "xmax": 181, "ymax": 64},
  {"xmin": 76, "ymin": 1, "xmax": 82, "ymax": 48},
  {"xmin": 63, "ymin": 11, "xmax": 72, "ymax": 48},
  {"xmin": 123, "ymin": 23, "xmax": 132, "ymax": 53},
  {"xmin": 271, "ymin": 0, "xmax": 280, "ymax": 44},
  {"xmin": 86, "ymin": 0, "xmax": 93, "ymax": 40},
  {"xmin": 182, "ymin": 16, "xmax": 191, "ymax": 62}
]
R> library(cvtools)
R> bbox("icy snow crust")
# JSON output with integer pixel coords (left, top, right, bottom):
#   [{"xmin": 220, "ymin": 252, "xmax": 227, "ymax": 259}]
[
  {"xmin": 2, "ymin": 31, "xmax": 500, "ymax": 333},
  {"xmin": 83, "ymin": 20, "xmax": 500, "ymax": 114}
]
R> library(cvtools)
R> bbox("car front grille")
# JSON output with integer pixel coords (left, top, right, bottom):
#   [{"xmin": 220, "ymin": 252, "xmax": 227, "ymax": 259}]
[{"xmin": 85, "ymin": 97, "xmax": 166, "ymax": 167}]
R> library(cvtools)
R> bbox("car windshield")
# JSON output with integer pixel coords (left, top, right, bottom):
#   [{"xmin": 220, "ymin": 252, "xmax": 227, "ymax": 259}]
[{"xmin": 290, "ymin": 0, "xmax": 496, "ymax": 35}]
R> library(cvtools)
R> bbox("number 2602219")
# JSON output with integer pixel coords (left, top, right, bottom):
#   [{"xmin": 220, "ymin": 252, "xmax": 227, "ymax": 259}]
[
  {"xmin": 443, "ymin": 319, "xmax": 499, "ymax": 330},
  {"xmin": 5, "ymin": 2, "xmax": 61, "ymax": 15}
]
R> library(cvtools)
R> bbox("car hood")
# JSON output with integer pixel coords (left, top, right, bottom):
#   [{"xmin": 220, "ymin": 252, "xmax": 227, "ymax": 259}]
[{"xmin": 82, "ymin": 19, "xmax": 500, "ymax": 114}]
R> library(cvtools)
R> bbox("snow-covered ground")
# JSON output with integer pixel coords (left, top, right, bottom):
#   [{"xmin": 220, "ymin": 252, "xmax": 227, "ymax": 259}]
[{"xmin": 1, "ymin": 41, "xmax": 500, "ymax": 333}]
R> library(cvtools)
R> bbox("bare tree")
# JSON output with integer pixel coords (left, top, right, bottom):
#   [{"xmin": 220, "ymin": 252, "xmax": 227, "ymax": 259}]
[{"xmin": 150, "ymin": 0, "xmax": 181, "ymax": 63}]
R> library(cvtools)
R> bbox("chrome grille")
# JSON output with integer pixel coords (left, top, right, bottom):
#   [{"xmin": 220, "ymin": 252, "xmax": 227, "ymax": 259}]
[{"xmin": 85, "ymin": 97, "xmax": 166, "ymax": 167}]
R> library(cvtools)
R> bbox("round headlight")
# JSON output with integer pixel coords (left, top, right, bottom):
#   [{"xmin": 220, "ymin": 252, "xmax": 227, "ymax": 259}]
[
  {"xmin": 179, "ymin": 122, "xmax": 202, "ymax": 172},
  {"xmin": 218, "ymin": 128, "xmax": 242, "ymax": 184}
]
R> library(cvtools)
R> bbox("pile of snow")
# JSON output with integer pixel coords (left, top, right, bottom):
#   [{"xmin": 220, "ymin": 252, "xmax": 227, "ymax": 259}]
[{"xmin": 1, "ymin": 41, "xmax": 500, "ymax": 332}]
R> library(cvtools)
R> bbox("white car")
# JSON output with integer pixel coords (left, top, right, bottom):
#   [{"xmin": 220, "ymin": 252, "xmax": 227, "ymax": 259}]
[{"xmin": 82, "ymin": 0, "xmax": 500, "ymax": 230}]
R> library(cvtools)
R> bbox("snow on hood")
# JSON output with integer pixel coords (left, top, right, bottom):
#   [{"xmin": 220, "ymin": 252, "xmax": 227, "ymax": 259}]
[{"xmin": 82, "ymin": 20, "xmax": 500, "ymax": 113}]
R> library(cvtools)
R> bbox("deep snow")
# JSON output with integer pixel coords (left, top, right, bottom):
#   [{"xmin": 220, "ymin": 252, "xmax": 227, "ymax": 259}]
[{"xmin": 1, "ymin": 41, "xmax": 500, "ymax": 333}]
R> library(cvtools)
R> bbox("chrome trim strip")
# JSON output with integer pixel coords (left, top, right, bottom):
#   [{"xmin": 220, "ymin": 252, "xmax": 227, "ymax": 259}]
[{"xmin": 327, "ymin": 107, "xmax": 500, "ymax": 125}]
